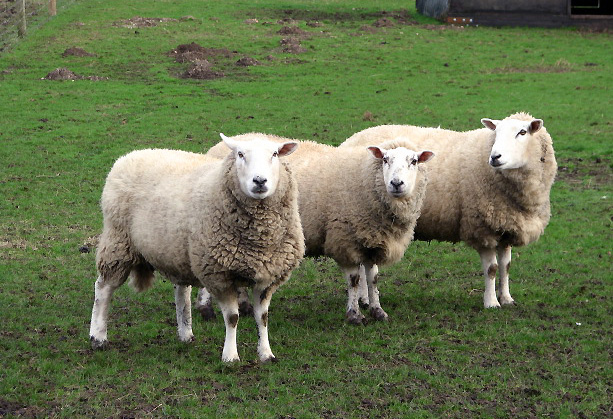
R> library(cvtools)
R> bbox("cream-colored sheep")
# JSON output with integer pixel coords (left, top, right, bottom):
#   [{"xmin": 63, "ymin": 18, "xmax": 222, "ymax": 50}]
[
  {"xmin": 206, "ymin": 135, "xmax": 434, "ymax": 324},
  {"xmin": 342, "ymin": 112, "xmax": 557, "ymax": 308},
  {"xmin": 89, "ymin": 135, "xmax": 304, "ymax": 362}
]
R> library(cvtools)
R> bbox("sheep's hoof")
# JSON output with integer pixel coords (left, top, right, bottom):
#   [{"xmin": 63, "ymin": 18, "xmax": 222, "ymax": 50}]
[
  {"xmin": 499, "ymin": 296, "xmax": 516, "ymax": 306},
  {"xmin": 369, "ymin": 307, "xmax": 389, "ymax": 321},
  {"xmin": 346, "ymin": 309, "xmax": 367, "ymax": 326},
  {"xmin": 90, "ymin": 336, "xmax": 109, "ymax": 351},
  {"xmin": 197, "ymin": 304, "xmax": 216, "ymax": 321},
  {"xmin": 260, "ymin": 355, "xmax": 278, "ymax": 364},
  {"xmin": 179, "ymin": 335, "xmax": 195, "ymax": 343},
  {"xmin": 239, "ymin": 301, "xmax": 254, "ymax": 317}
]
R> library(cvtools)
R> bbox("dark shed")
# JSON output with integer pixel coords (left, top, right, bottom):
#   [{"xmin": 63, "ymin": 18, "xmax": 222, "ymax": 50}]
[{"xmin": 416, "ymin": 0, "xmax": 613, "ymax": 28}]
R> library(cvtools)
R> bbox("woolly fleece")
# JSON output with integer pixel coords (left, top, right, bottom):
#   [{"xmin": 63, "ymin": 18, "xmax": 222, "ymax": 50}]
[
  {"xmin": 96, "ymin": 148, "xmax": 304, "ymax": 296},
  {"xmin": 342, "ymin": 112, "xmax": 557, "ymax": 251},
  {"xmin": 208, "ymin": 135, "xmax": 428, "ymax": 269}
]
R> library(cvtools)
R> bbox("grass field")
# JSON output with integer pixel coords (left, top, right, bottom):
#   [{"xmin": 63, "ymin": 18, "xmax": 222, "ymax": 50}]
[{"xmin": 1, "ymin": 0, "xmax": 612, "ymax": 417}]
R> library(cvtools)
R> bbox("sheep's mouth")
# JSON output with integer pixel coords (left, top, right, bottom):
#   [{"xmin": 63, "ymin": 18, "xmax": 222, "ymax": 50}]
[
  {"xmin": 489, "ymin": 159, "xmax": 504, "ymax": 168},
  {"xmin": 389, "ymin": 189, "xmax": 407, "ymax": 198},
  {"xmin": 251, "ymin": 186, "xmax": 268, "ymax": 195}
]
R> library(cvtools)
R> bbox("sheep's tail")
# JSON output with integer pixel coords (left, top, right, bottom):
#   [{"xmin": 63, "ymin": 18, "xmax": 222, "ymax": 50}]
[{"xmin": 128, "ymin": 262, "xmax": 155, "ymax": 292}]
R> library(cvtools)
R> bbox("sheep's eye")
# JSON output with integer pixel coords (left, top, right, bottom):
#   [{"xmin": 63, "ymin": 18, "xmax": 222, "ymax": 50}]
[
  {"xmin": 411, "ymin": 158, "xmax": 418, "ymax": 165},
  {"xmin": 237, "ymin": 151, "xmax": 244, "ymax": 159},
  {"xmin": 382, "ymin": 157, "xmax": 389, "ymax": 164},
  {"xmin": 519, "ymin": 129, "xmax": 527, "ymax": 136},
  {"xmin": 272, "ymin": 151, "xmax": 279, "ymax": 158}
]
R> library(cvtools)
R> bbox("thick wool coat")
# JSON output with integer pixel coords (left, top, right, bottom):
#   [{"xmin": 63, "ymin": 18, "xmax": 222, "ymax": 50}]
[
  {"xmin": 96, "ymin": 148, "xmax": 304, "ymax": 295},
  {"xmin": 342, "ymin": 112, "xmax": 557, "ymax": 251},
  {"xmin": 208, "ymin": 135, "xmax": 428, "ymax": 269}
]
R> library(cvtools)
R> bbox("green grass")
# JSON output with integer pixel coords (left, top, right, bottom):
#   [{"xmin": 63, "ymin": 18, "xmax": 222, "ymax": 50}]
[{"xmin": 1, "ymin": 0, "xmax": 612, "ymax": 417}]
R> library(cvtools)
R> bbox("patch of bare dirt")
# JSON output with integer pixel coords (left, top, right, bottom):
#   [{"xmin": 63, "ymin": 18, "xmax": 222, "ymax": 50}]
[
  {"xmin": 43, "ymin": 68, "xmax": 107, "ymax": 81},
  {"xmin": 182, "ymin": 60, "xmax": 224, "ymax": 80},
  {"xmin": 280, "ymin": 37, "xmax": 307, "ymax": 54},
  {"xmin": 168, "ymin": 42, "xmax": 237, "ymax": 63},
  {"xmin": 278, "ymin": 25, "xmax": 309, "ymax": 36},
  {"xmin": 556, "ymin": 157, "xmax": 613, "ymax": 189},
  {"xmin": 236, "ymin": 56, "xmax": 260, "ymax": 67},
  {"xmin": 61, "ymin": 47, "xmax": 95, "ymax": 57},
  {"xmin": 168, "ymin": 42, "xmax": 261, "ymax": 79},
  {"xmin": 115, "ymin": 16, "xmax": 178, "ymax": 28}
]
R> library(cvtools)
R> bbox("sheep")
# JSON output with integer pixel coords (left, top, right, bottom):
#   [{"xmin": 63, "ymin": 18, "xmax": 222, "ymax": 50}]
[
  {"xmin": 341, "ymin": 112, "xmax": 557, "ymax": 308},
  {"xmin": 89, "ymin": 135, "xmax": 304, "ymax": 362},
  {"xmin": 205, "ymin": 135, "xmax": 434, "ymax": 324}
]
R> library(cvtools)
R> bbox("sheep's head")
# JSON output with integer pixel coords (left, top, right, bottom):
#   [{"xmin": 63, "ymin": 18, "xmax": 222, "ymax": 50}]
[
  {"xmin": 221, "ymin": 134, "xmax": 298, "ymax": 199},
  {"xmin": 368, "ymin": 145, "xmax": 434, "ymax": 198},
  {"xmin": 482, "ymin": 117, "xmax": 543, "ymax": 170}
]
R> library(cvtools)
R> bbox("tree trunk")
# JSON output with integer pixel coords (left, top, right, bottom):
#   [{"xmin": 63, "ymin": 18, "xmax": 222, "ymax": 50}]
[
  {"xmin": 49, "ymin": 0, "xmax": 57, "ymax": 16},
  {"xmin": 17, "ymin": 0, "xmax": 27, "ymax": 38}
]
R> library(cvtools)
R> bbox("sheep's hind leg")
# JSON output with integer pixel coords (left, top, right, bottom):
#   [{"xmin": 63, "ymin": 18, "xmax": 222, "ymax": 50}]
[
  {"xmin": 357, "ymin": 264, "xmax": 370, "ymax": 309},
  {"xmin": 497, "ymin": 245, "xmax": 515, "ymax": 306},
  {"xmin": 479, "ymin": 248, "xmax": 500, "ymax": 308},
  {"xmin": 364, "ymin": 262, "xmax": 388, "ymax": 321},
  {"xmin": 217, "ymin": 289, "xmax": 240, "ymax": 362},
  {"xmin": 174, "ymin": 285, "xmax": 195, "ymax": 342},
  {"xmin": 253, "ymin": 284, "xmax": 278, "ymax": 363},
  {"xmin": 344, "ymin": 266, "xmax": 366, "ymax": 325},
  {"xmin": 195, "ymin": 287, "xmax": 216, "ymax": 321}
]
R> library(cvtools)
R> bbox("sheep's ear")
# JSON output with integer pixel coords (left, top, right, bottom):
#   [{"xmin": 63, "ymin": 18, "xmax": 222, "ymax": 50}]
[
  {"xmin": 220, "ymin": 133, "xmax": 237, "ymax": 151},
  {"xmin": 367, "ymin": 146, "xmax": 385, "ymax": 160},
  {"xmin": 277, "ymin": 142, "xmax": 298, "ymax": 157},
  {"xmin": 417, "ymin": 151, "xmax": 435, "ymax": 163},
  {"xmin": 529, "ymin": 119, "xmax": 543, "ymax": 134},
  {"xmin": 481, "ymin": 118, "xmax": 499, "ymax": 131}
]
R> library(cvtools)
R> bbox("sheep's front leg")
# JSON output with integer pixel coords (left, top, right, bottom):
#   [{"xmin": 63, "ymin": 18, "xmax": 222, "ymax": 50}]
[
  {"xmin": 344, "ymin": 266, "xmax": 366, "ymax": 325},
  {"xmin": 364, "ymin": 262, "xmax": 388, "ymax": 321},
  {"xmin": 497, "ymin": 245, "xmax": 515, "ymax": 306},
  {"xmin": 195, "ymin": 287, "xmax": 216, "ymax": 321},
  {"xmin": 253, "ymin": 285, "xmax": 278, "ymax": 363},
  {"xmin": 90, "ymin": 274, "xmax": 124, "ymax": 349},
  {"xmin": 479, "ymin": 248, "xmax": 500, "ymax": 308},
  {"xmin": 217, "ymin": 290, "xmax": 240, "ymax": 362},
  {"xmin": 174, "ymin": 285, "xmax": 195, "ymax": 342}
]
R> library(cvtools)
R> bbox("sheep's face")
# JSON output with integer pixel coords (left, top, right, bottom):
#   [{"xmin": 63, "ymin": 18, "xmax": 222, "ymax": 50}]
[
  {"xmin": 221, "ymin": 134, "xmax": 298, "ymax": 199},
  {"xmin": 368, "ymin": 146, "xmax": 434, "ymax": 198},
  {"xmin": 482, "ymin": 117, "xmax": 543, "ymax": 170}
]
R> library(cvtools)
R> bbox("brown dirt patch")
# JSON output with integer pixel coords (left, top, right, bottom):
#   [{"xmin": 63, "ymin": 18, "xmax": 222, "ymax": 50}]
[
  {"xmin": 61, "ymin": 47, "xmax": 95, "ymax": 57},
  {"xmin": 236, "ymin": 57, "xmax": 260, "ymax": 67},
  {"xmin": 182, "ymin": 60, "xmax": 224, "ymax": 80},
  {"xmin": 556, "ymin": 157, "xmax": 613, "ymax": 189},
  {"xmin": 278, "ymin": 25, "xmax": 309, "ymax": 36},
  {"xmin": 168, "ymin": 42, "xmax": 237, "ymax": 63},
  {"xmin": 169, "ymin": 42, "xmax": 261, "ymax": 79},
  {"xmin": 43, "ymin": 68, "xmax": 107, "ymax": 81},
  {"xmin": 115, "ymin": 16, "xmax": 178, "ymax": 28},
  {"xmin": 280, "ymin": 37, "xmax": 307, "ymax": 54}
]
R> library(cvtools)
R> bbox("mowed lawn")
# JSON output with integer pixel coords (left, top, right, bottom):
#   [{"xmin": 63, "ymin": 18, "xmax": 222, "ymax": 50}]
[{"xmin": 0, "ymin": 0, "xmax": 611, "ymax": 417}]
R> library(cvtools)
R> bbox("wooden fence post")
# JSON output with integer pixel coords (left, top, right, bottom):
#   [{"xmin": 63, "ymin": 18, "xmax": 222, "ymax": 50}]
[
  {"xmin": 49, "ymin": 0, "xmax": 57, "ymax": 16},
  {"xmin": 17, "ymin": 0, "xmax": 27, "ymax": 38}
]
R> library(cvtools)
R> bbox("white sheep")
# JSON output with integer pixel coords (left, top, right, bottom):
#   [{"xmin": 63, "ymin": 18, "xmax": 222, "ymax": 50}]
[
  {"xmin": 206, "ymin": 135, "xmax": 434, "ymax": 324},
  {"xmin": 89, "ymin": 135, "xmax": 304, "ymax": 362},
  {"xmin": 342, "ymin": 112, "xmax": 557, "ymax": 308}
]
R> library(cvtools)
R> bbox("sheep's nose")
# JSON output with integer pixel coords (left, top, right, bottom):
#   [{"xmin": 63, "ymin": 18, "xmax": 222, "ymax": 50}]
[
  {"xmin": 253, "ymin": 176, "xmax": 267, "ymax": 186},
  {"xmin": 490, "ymin": 154, "xmax": 502, "ymax": 167},
  {"xmin": 391, "ymin": 179, "xmax": 404, "ymax": 189}
]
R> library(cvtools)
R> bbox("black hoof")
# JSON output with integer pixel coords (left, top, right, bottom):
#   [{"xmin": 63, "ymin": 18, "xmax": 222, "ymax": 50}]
[
  {"xmin": 346, "ymin": 309, "xmax": 367, "ymax": 326},
  {"xmin": 370, "ymin": 307, "xmax": 389, "ymax": 321},
  {"xmin": 90, "ymin": 336, "xmax": 109, "ymax": 350}
]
